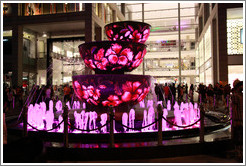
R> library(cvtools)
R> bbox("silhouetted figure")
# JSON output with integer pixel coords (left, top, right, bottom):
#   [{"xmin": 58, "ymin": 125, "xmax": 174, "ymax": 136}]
[
  {"xmin": 189, "ymin": 84, "xmax": 194, "ymax": 104},
  {"xmin": 154, "ymin": 83, "xmax": 164, "ymax": 102},
  {"xmin": 206, "ymin": 84, "xmax": 214, "ymax": 110},
  {"xmin": 231, "ymin": 79, "xmax": 243, "ymax": 162}
]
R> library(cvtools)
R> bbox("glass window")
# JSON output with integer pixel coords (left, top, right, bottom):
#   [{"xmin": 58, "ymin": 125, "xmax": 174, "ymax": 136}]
[
  {"xmin": 124, "ymin": 3, "xmax": 197, "ymax": 84},
  {"xmin": 22, "ymin": 3, "xmax": 84, "ymax": 16},
  {"xmin": 3, "ymin": 3, "xmax": 12, "ymax": 16},
  {"xmin": 3, "ymin": 37, "xmax": 12, "ymax": 55},
  {"xmin": 3, "ymin": 30, "xmax": 13, "ymax": 55},
  {"xmin": 56, "ymin": 3, "xmax": 64, "ymax": 13},
  {"xmin": 67, "ymin": 3, "xmax": 75, "ymax": 12},
  {"xmin": 97, "ymin": 4, "xmax": 102, "ymax": 19},
  {"xmin": 227, "ymin": 19, "xmax": 243, "ymax": 55},
  {"xmin": 23, "ymin": 31, "xmax": 36, "ymax": 59},
  {"xmin": 199, "ymin": 72, "xmax": 204, "ymax": 83},
  {"xmin": 205, "ymin": 67, "xmax": 212, "ymax": 85},
  {"xmin": 204, "ymin": 25, "xmax": 211, "ymax": 61},
  {"xmin": 228, "ymin": 65, "xmax": 243, "ymax": 87},
  {"xmin": 227, "ymin": 7, "xmax": 243, "ymax": 55},
  {"xmin": 104, "ymin": 4, "xmax": 113, "ymax": 24},
  {"xmin": 116, "ymin": 3, "xmax": 121, "ymax": 12},
  {"xmin": 38, "ymin": 40, "xmax": 45, "ymax": 58},
  {"xmin": 125, "ymin": 3, "xmax": 143, "ymax": 21},
  {"xmin": 195, "ymin": 47, "xmax": 199, "ymax": 69},
  {"xmin": 51, "ymin": 39, "xmax": 85, "ymax": 85},
  {"xmin": 198, "ymin": 39, "xmax": 204, "ymax": 66},
  {"xmin": 24, "ymin": 3, "xmax": 42, "ymax": 16}
]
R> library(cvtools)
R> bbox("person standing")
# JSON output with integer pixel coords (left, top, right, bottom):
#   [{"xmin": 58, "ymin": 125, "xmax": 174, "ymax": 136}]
[
  {"xmin": 6, "ymin": 87, "xmax": 13, "ymax": 110},
  {"xmin": 44, "ymin": 85, "xmax": 53, "ymax": 108},
  {"xmin": 206, "ymin": 84, "xmax": 214, "ymax": 111},
  {"xmin": 3, "ymin": 87, "xmax": 9, "ymax": 144},
  {"xmin": 185, "ymin": 83, "xmax": 188, "ymax": 102},
  {"xmin": 154, "ymin": 83, "xmax": 164, "ymax": 102},
  {"xmin": 171, "ymin": 83, "xmax": 176, "ymax": 103},
  {"xmin": 223, "ymin": 83, "xmax": 231, "ymax": 107},
  {"xmin": 198, "ymin": 83, "xmax": 207, "ymax": 110},
  {"xmin": 63, "ymin": 84, "xmax": 71, "ymax": 103},
  {"xmin": 231, "ymin": 79, "xmax": 243, "ymax": 162},
  {"xmin": 189, "ymin": 84, "xmax": 194, "ymax": 104},
  {"xmin": 163, "ymin": 83, "xmax": 169, "ymax": 105},
  {"xmin": 16, "ymin": 86, "xmax": 24, "ymax": 108}
]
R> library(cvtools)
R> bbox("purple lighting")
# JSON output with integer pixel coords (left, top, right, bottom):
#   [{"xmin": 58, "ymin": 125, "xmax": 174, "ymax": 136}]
[
  {"xmin": 79, "ymin": 41, "xmax": 147, "ymax": 74},
  {"xmin": 72, "ymin": 74, "xmax": 151, "ymax": 107},
  {"xmin": 105, "ymin": 21, "xmax": 151, "ymax": 44},
  {"xmin": 75, "ymin": 21, "xmax": 152, "ymax": 108}
]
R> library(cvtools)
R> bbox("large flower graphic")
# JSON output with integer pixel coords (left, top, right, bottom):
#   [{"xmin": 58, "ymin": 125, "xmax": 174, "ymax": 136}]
[
  {"xmin": 142, "ymin": 28, "xmax": 150, "ymax": 42},
  {"xmin": 93, "ymin": 48, "xmax": 108, "ymax": 70},
  {"xmin": 84, "ymin": 59, "xmax": 96, "ymax": 69},
  {"xmin": 130, "ymin": 30, "xmax": 142, "ymax": 43},
  {"xmin": 137, "ymin": 87, "xmax": 150, "ymax": 102},
  {"xmin": 102, "ymin": 95, "xmax": 122, "ymax": 107},
  {"xmin": 120, "ymin": 48, "xmax": 133, "ymax": 62},
  {"xmin": 94, "ymin": 48, "xmax": 104, "ymax": 61},
  {"xmin": 121, "ymin": 81, "xmax": 143, "ymax": 102},
  {"xmin": 73, "ymin": 82, "xmax": 101, "ymax": 106}
]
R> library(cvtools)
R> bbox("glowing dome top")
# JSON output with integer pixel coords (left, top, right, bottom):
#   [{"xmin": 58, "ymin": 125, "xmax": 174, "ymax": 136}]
[{"xmin": 105, "ymin": 21, "xmax": 151, "ymax": 44}]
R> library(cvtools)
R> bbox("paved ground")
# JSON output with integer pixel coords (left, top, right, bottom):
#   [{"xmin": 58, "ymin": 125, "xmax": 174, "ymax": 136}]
[{"xmin": 57, "ymin": 155, "xmax": 238, "ymax": 163}]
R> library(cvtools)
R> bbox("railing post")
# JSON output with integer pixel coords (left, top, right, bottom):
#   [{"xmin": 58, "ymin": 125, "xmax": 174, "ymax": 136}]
[
  {"xmin": 226, "ymin": 94, "xmax": 229, "ymax": 114},
  {"xmin": 157, "ymin": 104, "xmax": 163, "ymax": 146},
  {"xmin": 213, "ymin": 94, "xmax": 216, "ymax": 112},
  {"xmin": 228, "ymin": 94, "xmax": 231, "ymax": 118},
  {"xmin": 230, "ymin": 94, "xmax": 234, "ymax": 141},
  {"xmin": 23, "ymin": 105, "xmax": 28, "ymax": 137},
  {"xmin": 199, "ymin": 102, "xmax": 205, "ymax": 143},
  {"xmin": 109, "ymin": 105, "xmax": 115, "ymax": 148},
  {"xmin": 63, "ymin": 105, "xmax": 69, "ymax": 148}
]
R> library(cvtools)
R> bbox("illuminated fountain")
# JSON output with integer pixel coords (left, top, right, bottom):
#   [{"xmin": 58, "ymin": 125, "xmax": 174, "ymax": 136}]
[
  {"xmin": 26, "ymin": 98, "xmax": 203, "ymax": 133},
  {"xmin": 71, "ymin": 21, "xmax": 152, "ymax": 133},
  {"xmin": 21, "ymin": 21, "xmax": 229, "ymax": 138}
]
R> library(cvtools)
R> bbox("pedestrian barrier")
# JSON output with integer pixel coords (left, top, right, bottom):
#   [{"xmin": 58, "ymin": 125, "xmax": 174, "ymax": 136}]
[{"xmin": 14, "ymin": 92, "xmax": 233, "ymax": 148}]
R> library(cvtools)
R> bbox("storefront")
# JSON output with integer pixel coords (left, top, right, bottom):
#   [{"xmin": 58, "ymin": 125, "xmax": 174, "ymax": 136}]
[{"xmin": 48, "ymin": 37, "xmax": 85, "ymax": 86}]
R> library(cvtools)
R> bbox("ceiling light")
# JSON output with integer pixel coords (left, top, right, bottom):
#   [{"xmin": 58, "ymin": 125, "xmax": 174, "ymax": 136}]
[{"xmin": 42, "ymin": 32, "xmax": 47, "ymax": 37}]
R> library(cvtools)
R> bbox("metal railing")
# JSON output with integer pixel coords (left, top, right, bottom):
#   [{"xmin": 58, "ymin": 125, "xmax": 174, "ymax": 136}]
[{"xmin": 19, "ymin": 95, "xmax": 232, "ymax": 148}]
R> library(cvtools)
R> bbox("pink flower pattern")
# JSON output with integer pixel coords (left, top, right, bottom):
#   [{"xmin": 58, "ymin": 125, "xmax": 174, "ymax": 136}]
[
  {"xmin": 73, "ymin": 81, "xmax": 101, "ymax": 106},
  {"xmin": 105, "ymin": 23, "xmax": 151, "ymax": 44},
  {"xmin": 73, "ymin": 78, "xmax": 150, "ymax": 107},
  {"xmin": 76, "ymin": 21, "xmax": 152, "ymax": 107},
  {"xmin": 102, "ymin": 95, "xmax": 122, "ymax": 107},
  {"xmin": 121, "ymin": 81, "xmax": 143, "ymax": 102}
]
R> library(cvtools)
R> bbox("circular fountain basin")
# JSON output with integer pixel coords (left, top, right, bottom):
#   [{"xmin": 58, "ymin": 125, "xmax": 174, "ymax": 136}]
[
  {"xmin": 105, "ymin": 21, "xmax": 151, "ymax": 44},
  {"xmin": 78, "ymin": 41, "xmax": 147, "ymax": 74},
  {"xmin": 72, "ymin": 74, "xmax": 151, "ymax": 107}
]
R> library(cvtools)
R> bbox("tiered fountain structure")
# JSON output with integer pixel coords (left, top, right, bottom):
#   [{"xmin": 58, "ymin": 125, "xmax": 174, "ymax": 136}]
[
  {"xmin": 20, "ymin": 21, "xmax": 229, "ymax": 139},
  {"xmin": 73, "ymin": 21, "xmax": 152, "ymax": 108},
  {"xmin": 72, "ymin": 21, "xmax": 152, "ymax": 132}
]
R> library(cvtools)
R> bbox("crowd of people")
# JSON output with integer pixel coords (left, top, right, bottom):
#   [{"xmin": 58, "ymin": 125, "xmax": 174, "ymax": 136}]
[
  {"xmin": 154, "ymin": 82, "xmax": 195, "ymax": 106},
  {"xmin": 3, "ymin": 83, "xmax": 76, "ymax": 112},
  {"xmin": 154, "ymin": 81, "xmax": 239, "ymax": 112},
  {"xmin": 154, "ymin": 79, "xmax": 243, "ymax": 162},
  {"xmin": 3, "ymin": 80, "xmax": 241, "ymax": 113}
]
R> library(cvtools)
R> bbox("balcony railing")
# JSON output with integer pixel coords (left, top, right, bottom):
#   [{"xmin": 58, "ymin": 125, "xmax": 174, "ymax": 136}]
[{"xmin": 21, "ymin": 3, "xmax": 85, "ymax": 16}]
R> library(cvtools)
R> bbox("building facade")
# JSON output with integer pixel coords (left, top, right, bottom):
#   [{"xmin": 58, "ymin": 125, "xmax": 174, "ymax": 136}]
[
  {"xmin": 4, "ymin": 3, "xmax": 241, "ymax": 89},
  {"xmin": 127, "ymin": 3, "xmax": 198, "ymax": 85},
  {"xmin": 196, "ymin": 3, "xmax": 243, "ymax": 86},
  {"xmin": 3, "ymin": 3, "xmax": 127, "ymax": 88}
]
